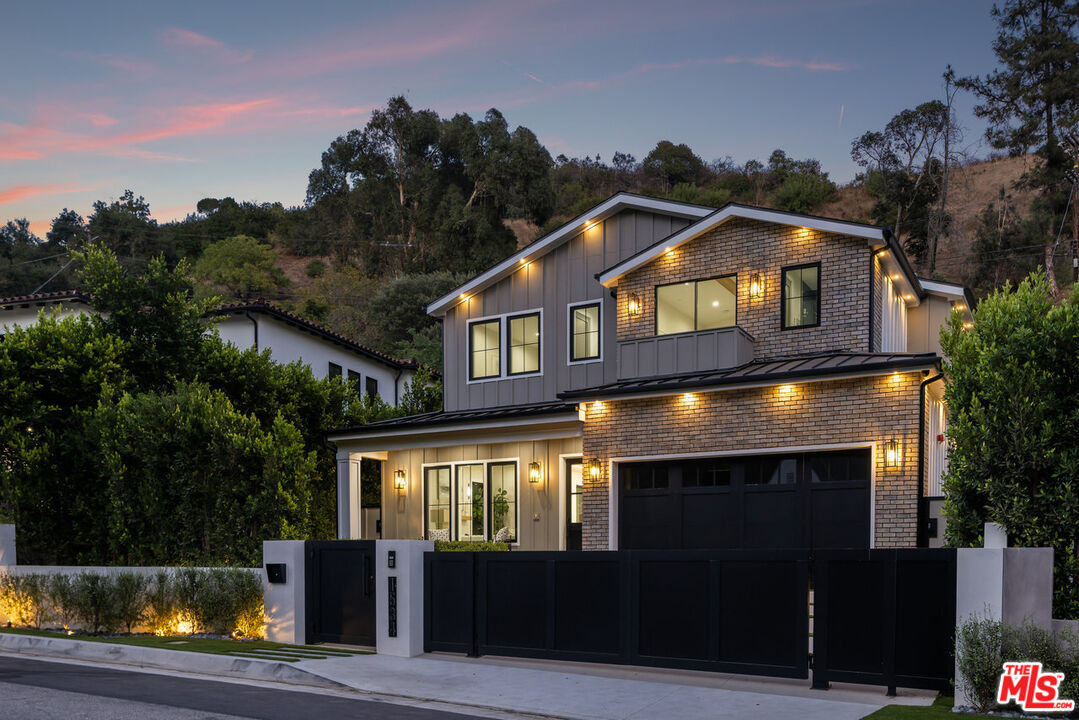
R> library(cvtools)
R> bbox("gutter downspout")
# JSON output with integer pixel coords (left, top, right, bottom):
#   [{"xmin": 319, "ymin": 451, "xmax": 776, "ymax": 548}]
[
  {"xmin": 868, "ymin": 246, "xmax": 888, "ymax": 352},
  {"xmin": 244, "ymin": 311, "xmax": 259, "ymax": 352},
  {"xmin": 917, "ymin": 371, "xmax": 945, "ymax": 547}
]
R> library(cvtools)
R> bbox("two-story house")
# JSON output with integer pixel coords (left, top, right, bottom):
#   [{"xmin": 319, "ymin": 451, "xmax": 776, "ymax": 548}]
[
  {"xmin": 1, "ymin": 292, "xmax": 419, "ymax": 406},
  {"xmin": 328, "ymin": 193, "xmax": 973, "ymax": 551}
]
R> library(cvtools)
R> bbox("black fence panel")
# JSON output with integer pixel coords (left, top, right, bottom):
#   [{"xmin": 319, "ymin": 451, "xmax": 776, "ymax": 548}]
[
  {"xmin": 813, "ymin": 548, "xmax": 956, "ymax": 693},
  {"xmin": 424, "ymin": 548, "xmax": 809, "ymax": 678},
  {"xmin": 305, "ymin": 540, "xmax": 376, "ymax": 646}
]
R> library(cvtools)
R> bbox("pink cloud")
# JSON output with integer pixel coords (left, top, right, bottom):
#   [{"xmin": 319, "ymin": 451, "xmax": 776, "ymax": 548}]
[
  {"xmin": 161, "ymin": 28, "xmax": 253, "ymax": 63},
  {"xmin": 79, "ymin": 113, "xmax": 119, "ymax": 128},
  {"xmin": 0, "ymin": 183, "xmax": 93, "ymax": 206}
]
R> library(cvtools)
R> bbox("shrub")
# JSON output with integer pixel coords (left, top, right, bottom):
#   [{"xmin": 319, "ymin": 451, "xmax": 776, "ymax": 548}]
[
  {"xmin": 174, "ymin": 568, "xmax": 264, "ymax": 637},
  {"xmin": 65, "ymin": 573, "xmax": 120, "ymax": 634},
  {"xmin": 0, "ymin": 574, "xmax": 49, "ymax": 628},
  {"xmin": 957, "ymin": 615, "xmax": 1079, "ymax": 713},
  {"xmin": 113, "ymin": 572, "xmax": 148, "ymax": 633},
  {"xmin": 305, "ymin": 259, "xmax": 325, "ymax": 278},
  {"xmin": 434, "ymin": 541, "xmax": 509, "ymax": 552},
  {"xmin": 144, "ymin": 571, "xmax": 177, "ymax": 636},
  {"xmin": 45, "ymin": 574, "xmax": 76, "ymax": 629}
]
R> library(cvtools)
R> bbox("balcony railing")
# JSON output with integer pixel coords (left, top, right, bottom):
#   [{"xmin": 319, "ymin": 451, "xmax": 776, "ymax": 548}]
[{"xmin": 616, "ymin": 326, "xmax": 755, "ymax": 380}]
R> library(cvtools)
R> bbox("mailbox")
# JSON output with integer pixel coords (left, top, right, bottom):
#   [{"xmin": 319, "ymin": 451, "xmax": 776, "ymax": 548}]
[{"xmin": 266, "ymin": 563, "xmax": 287, "ymax": 584}]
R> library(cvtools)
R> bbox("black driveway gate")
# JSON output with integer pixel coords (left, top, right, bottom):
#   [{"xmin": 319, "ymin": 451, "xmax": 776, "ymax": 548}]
[
  {"xmin": 813, "ymin": 548, "xmax": 957, "ymax": 693},
  {"xmin": 305, "ymin": 540, "xmax": 376, "ymax": 646},
  {"xmin": 425, "ymin": 549, "xmax": 811, "ymax": 678}
]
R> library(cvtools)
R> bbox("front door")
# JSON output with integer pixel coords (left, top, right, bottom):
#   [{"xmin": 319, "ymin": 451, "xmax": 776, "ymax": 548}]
[{"xmin": 566, "ymin": 459, "xmax": 583, "ymax": 550}]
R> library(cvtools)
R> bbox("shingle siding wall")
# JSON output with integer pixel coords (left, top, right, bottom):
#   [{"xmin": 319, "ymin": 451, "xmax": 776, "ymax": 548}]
[
  {"xmin": 580, "ymin": 372, "xmax": 922, "ymax": 550},
  {"xmin": 616, "ymin": 218, "xmax": 871, "ymax": 358}
]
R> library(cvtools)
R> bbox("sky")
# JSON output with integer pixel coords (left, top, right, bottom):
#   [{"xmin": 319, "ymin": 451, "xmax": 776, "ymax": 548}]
[{"xmin": 1, "ymin": 0, "xmax": 1000, "ymax": 237}]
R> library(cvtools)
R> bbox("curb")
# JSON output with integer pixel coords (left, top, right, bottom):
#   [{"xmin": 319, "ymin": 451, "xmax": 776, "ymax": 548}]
[{"xmin": 0, "ymin": 634, "xmax": 350, "ymax": 691}]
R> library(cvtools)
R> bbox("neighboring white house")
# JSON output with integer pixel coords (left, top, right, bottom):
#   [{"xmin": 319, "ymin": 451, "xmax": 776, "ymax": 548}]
[
  {"xmin": 0, "ymin": 290, "xmax": 93, "ymax": 333},
  {"xmin": 0, "ymin": 292, "xmax": 419, "ymax": 407},
  {"xmin": 209, "ymin": 300, "xmax": 419, "ymax": 405}
]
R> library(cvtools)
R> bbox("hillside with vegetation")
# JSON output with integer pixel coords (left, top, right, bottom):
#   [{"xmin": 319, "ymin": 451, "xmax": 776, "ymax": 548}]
[{"xmin": 0, "ymin": 93, "xmax": 1065, "ymax": 367}]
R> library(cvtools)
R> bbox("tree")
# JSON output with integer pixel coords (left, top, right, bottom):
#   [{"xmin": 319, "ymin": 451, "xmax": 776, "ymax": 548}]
[
  {"xmin": 851, "ymin": 101, "xmax": 955, "ymax": 262},
  {"xmin": 641, "ymin": 141, "xmax": 706, "ymax": 191},
  {"xmin": 88, "ymin": 190, "xmax": 158, "ymax": 263},
  {"xmin": 967, "ymin": 189, "xmax": 1045, "ymax": 292},
  {"xmin": 941, "ymin": 273, "xmax": 1079, "ymax": 616},
  {"xmin": 192, "ymin": 235, "xmax": 288, "ymax": 300},
  {"xmin": 46, "ymin": 209, "xmax": 87, "ymax": 249},
  {"xmin": 958, "ymin": 0, "xmax": 1079, "ymax": 295}
]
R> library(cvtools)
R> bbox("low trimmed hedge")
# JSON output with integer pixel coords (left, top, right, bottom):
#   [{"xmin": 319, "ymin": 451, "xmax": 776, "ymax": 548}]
[
  {"xmin": 0, "ymin": 568, "xmax": 264, "ymax": 638},
  {"xmin": 433, "ymin": 541, "xmax": 509, "ymax": 552}
]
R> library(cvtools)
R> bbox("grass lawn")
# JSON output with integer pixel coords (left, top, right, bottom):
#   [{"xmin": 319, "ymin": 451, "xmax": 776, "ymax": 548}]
[
  {"xmin": 863, "ymin": 694, "xmax": 996, "ymax": 719},
  {"xmin": 0, "ymin": 626, "xmax": 369, "ymax": 662}
]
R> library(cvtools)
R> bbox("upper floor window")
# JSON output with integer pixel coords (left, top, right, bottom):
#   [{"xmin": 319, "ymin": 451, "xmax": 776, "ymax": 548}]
[
  {"xmin": 328, "ymin": 362, "xmax": 342, "ymax": 378},
  {"xmin": 656, "ymin": 276, "xmax": 736, "ymax": 336},
  {"xmin": 365, "ymin": 376, "xmax": 379, "ymax": 400},
  {"xmin": 469, "ymin": 319, "xmax": 501, "ymax": 380},
  {"xmin": 348, "ymin": 370, "xmax": 361, "ymax": 387},
  {"xmin": 569, "ymin": 302, "xmax": 601, "ymax": 362},
  {"xmin": 508, "ymin": 312, "xmax": 540, "ymax": 375},
  {"xmin": 782, "ymin": 263, "xmax": 820, "ymax": 329}
]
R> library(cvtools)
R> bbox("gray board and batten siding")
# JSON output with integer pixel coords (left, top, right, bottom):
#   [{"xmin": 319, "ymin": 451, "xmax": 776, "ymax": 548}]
[{"xmin": 443, "ymin": 210, "xmax": 692, "ymax": 411}]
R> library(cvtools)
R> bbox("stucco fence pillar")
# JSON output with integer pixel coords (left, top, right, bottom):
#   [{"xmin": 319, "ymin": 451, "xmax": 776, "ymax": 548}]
[{"xmin": 954, "ymin": 524, "xmax": 1055, "ymax": 708}]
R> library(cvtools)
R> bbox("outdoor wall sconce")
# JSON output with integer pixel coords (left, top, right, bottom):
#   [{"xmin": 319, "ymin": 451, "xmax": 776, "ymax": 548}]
[
  {"xmin": 626, "ymin": 293, "xmax": 642, "ymax": 316},
  {"xmin": 749, "ymin": 272, "xmax": 764, "ymax": 300},
  {"xmin": 586, "ymin": 457, "xmax": 602, "ymax": 482},
  {"xmin": 393, "ymin": 469, "xmax": 407, "ymax": 492},
  {"xmin": 884, "ymin": 439, "xmax": 901, "ymax": 469},
  {"xmin": 528, "ymin": 461, "xmax": 542, "ymax": 484}
]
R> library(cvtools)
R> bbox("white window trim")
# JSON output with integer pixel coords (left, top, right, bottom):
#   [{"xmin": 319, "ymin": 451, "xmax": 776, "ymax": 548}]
[
  {"xmin": 420, "ymin": 457, "xmax": 521, "ymax": 543},
  {"xmin": 606, "ymin": 442, "xmax": 877, "ymax": 551},
  {"xmin": 566, "ymin": 299, "xmax": 604, "ymax": 366},
  {"xmin": 465, "ymin": 308, "xmax": 544, "ymax": 384}
]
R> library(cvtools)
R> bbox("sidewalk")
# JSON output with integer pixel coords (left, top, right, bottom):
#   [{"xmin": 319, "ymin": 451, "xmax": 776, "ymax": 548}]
[
  {"xmin": 296, "ymin": 652, "xmax": 936, "ymax": 720},
  {"xmin": 0, "ymin": 632, "xmax": 937, "ymax": 720}
]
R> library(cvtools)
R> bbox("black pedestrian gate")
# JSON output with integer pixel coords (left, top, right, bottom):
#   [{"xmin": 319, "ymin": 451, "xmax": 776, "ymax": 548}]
[
  {"xmin": 305, "ymin": 540, "xmax": 377, "ymax": 646},
  {"xmin": 425, "ymin": 549, "xmax": 811, "ymax": 678}
]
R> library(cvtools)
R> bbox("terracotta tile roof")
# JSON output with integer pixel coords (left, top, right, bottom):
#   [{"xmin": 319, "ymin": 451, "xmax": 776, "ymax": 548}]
[{"xmin": 0, "ymin": 289, "xmax": 91, "ymax": 308}]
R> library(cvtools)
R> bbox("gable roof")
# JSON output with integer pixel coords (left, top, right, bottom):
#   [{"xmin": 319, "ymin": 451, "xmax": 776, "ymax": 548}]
[
  {"xmin": 206, "ymin": 299, "xmax": 421, "ymax": 372},
  {"xmin": 596, "ymin": 203, "xmax": 922, "ymax": 302},
  {"xmin": 0, "ymin": 289, "xmax": 92, "ymax": 310},
  {"xmin": 425, "ymin": 192, "xmax": 714, "ymax": 317}
]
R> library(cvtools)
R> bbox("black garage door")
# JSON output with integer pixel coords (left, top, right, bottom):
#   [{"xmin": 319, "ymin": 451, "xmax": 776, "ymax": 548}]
[{"xmin": 619, "ymin": 449, "xmax": 870, "ymax": 551}]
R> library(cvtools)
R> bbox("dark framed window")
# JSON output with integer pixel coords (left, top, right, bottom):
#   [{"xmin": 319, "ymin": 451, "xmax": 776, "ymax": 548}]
[
  {"xmin": 569, "ymin": 302, "xmax": 601, "ymax": 362},
  {"xmin": 655, "ymin": 275, "xmax": 737, "ymax": 336},
  {"xmin": 328, "ymin": 362, "xmax": 342, "ymax": 378},
  {"xmin": 347, "ymin": 370, "xmax": 361, "ymax": 387},
  {"xmin": 424, "ymin": 466, "xmax": 452, "ymax": 538},
  {"xmin": 469, "ymin": 319, "xmax": 501, "ymax": 380},
  {"xmin": 507, "ymin": 312, "xmax": 540, "ymax": 375},
  {"xmin": 781, "ymin": 262, "xmax": 820, "ymax": 329},
  {"xmin": 365, "ymin": 376, "xmax": 379, "ymax": 400}
]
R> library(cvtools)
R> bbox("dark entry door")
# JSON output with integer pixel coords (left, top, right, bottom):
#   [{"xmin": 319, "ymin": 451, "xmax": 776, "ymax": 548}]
[
  {"xmin": 305, "ymin": 540, "xmax": 376, "ymax": 646},
  {"xmin": 566, "ymin": 459, "xmax": 583, "ymax": 551},
  {"xmin": 619, "ymin": 449, "xmax": 870, "ymax": 551}
]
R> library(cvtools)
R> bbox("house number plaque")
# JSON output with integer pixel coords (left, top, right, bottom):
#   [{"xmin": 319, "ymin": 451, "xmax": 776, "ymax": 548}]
[{"xmin": 388, "ymin": 576, "xmax": 398, "ymax": 637}]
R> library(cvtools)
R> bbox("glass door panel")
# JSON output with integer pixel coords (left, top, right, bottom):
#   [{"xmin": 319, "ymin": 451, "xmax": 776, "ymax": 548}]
[
  {"xmin": 424, "ymin": 466, "xmax": 451, "ymax": 538},
  {"xmin": 566, "ymin": 459, "xmax": 583, "ymax": 551},
  {"xmin": 456, "ymin": 464, "xmax": 485, "ymax": 542}
]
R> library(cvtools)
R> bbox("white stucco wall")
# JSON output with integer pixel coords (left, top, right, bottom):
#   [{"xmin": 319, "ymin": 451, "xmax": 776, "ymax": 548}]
[
  {"xmin": 214, "ymin": 313, "xmax": 412, "ymax": 405},
  {"xmin": 0, "ymin": 303, "xmax": 91, "ymax": 334}
]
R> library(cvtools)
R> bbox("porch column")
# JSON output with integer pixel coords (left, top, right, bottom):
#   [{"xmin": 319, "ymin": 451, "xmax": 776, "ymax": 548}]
[{"xmin": 336, "ymin": 451, "xmax": 362, "ymax": 539}]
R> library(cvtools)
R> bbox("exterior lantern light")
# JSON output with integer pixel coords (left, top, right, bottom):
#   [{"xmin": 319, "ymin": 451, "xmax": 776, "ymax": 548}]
[
  {"xmin": 884, "ymin": 439, "xmax": 900, "ymax": 469},
  {"xmin": 627, "ymin": 292, "xmax": 642, "ymax": 317},
  {"xmin": 749, "ymin": 272, "xmax": 764, "ymax": 300},
  {"xmin": 586, "ymin": 457, "xmax": 602, "ymax": 482},
  {"xmin": 528, "ymin": 461, "xmax": 542, "ymax": 484},
  {"xmin": 393, "ymin": 469, "xmax": 407, "ymax": 492}
]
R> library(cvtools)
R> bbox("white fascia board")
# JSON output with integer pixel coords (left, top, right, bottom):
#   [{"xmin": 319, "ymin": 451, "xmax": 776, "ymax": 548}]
[
  {"xmin": 425, "ymin": 194, "xmax": 713, "ymax": 317},
  {"xmin": 919, "ymin": 278, "xmax": 969, "ymax": 300},
  {"xmin": 877, "ymin": 252, "xmax": 922, "ymax": 308},
  {"xmin": 598, "ymin": 205, "xmax": 887, "ymax": 287}
]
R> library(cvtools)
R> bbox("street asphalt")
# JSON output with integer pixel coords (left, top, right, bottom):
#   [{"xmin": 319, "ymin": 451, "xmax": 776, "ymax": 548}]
[{"xmin": 0, "ymin": 656, "xmax": 485, "ymax": 720}]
